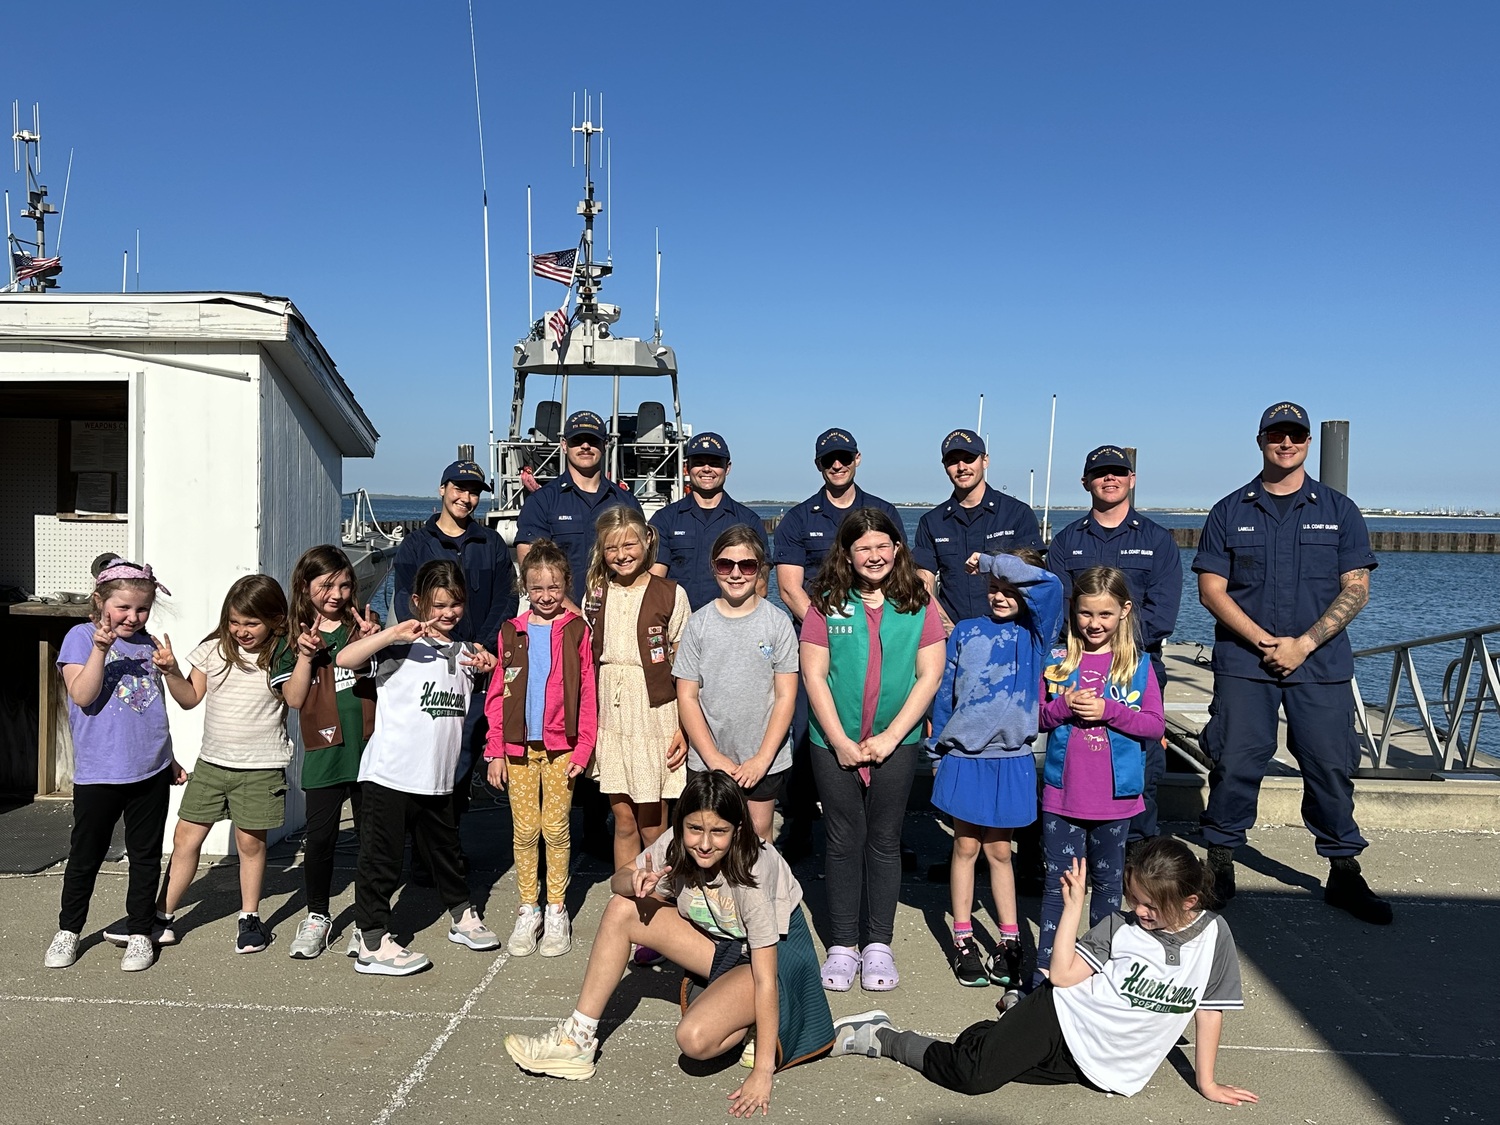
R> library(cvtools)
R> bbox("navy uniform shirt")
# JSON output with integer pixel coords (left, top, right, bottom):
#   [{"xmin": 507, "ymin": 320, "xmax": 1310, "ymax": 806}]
[
  {"xmin": 1192, "ymin": 475, "xmax": 1376, "ymax": 684},
  {"xmin": 515, "ymin": 472, "xmax": 643, "ymax": 604},
  {"xmin": 649, "ymin": 493, "xmax": 769, "ymax": 609},
  {"xmin": 912, "ymin": 486, "xmax": 1043, "ymax": 624},
  {"xmin": 393, "ymin": 516, "xmax": 518, "ymax": 650},
  {"xmin": 772, "ymin": 485, "xmax": 904, "ymax": 598},
  {"xmin": 1046, "ymin": 508, "xmax": 1182, "ymax": 652}
]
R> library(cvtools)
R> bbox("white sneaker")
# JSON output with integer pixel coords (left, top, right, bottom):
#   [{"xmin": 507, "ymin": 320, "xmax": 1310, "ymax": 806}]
[
  {"xmin": 354, "ymin": 934, "xmax": 431, "ymax": 977},
  {"xmin": 120, "ymin": 934, "xmax": 155, "ymax": 972},
  {"xmin": 346, "ymin": 927, "xmax": 363, "ymax": 958},
  {"xmin": 538, "ymin": 904, "xmax": 571, "ymax": 957},
  {"xmin": 44, "ymin": 930, "xmax": 80, "ymax": 968},
  {"xmin": 504, "ymin": 1018, "xmax": 597, "ymax": 1080},
  {"xmin": 507, "ymin": 905, "xmax": 544, "ymax": 956},
  {"xmin": 289, "ymin": 912, "xmax": 333, "ymax": 959},
  {"xmin": 103, "ymin": 915, "xmax": 175, "ymax": 946}
]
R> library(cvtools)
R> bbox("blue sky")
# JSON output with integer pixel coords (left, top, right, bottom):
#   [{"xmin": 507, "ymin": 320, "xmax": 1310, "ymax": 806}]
[{"xmin": 10, "ymin": 2, "xmax": 1497, "ymax": 509}]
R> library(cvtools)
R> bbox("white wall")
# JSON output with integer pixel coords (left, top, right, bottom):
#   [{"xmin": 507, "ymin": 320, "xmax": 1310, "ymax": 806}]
[{"xmin": 258, "ymin": 351, "xmax": 345, "ymax": 840}]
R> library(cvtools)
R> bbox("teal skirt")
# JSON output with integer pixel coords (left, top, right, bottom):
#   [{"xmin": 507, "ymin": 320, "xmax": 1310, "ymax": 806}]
[{"xmin": 679, "ymin": 904, "xmax": 835, "ymax": 1070}]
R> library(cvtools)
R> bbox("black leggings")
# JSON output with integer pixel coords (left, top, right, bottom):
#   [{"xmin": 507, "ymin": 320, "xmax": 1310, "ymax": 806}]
[
  {"xmin": 302, "ymin": 782, "xmax": 363, "ymax": 917},
  {"xmin": 58, "ymin": 767, "xmax": 171, "ymax": 936},
  {"xmin": 884, "ymin": 983, "xmax": 1091, "ymax": 1095},
  {"xmin": 354, "ymin": 781, "xmax": 469, "ymax": 941},
  {"xmin": 809, "ymin": 740, "xmax": 918, "ymax": 947}
]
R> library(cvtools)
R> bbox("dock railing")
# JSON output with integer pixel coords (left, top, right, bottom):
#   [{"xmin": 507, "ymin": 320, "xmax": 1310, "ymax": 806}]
[{"xmin": 1351, "ymin": 623, "xmax": 1500, "ymax": 771}]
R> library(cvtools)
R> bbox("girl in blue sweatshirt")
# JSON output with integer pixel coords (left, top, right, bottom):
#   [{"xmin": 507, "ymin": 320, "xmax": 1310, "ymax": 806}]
[{"xmin": 928, "ymin": 549, "xmax": 1063, "ymax": 995}]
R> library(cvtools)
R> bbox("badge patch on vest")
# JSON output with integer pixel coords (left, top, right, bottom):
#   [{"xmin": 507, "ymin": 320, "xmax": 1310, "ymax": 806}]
[{"xmin": 649, "ymin": 645, "xmax": 667, "ymax": 663}]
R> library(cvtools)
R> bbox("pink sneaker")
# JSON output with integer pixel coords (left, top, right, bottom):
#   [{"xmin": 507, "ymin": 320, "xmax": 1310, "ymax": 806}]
[{"xmin": 355, "ymin": 934, "xmax": 431, "ymax": 977}]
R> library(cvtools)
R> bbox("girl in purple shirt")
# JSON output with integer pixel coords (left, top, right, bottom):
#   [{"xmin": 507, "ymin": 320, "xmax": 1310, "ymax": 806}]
[{"xmin": 1033, "ymin": 566, "xmax": 1164, "ymax": 990}]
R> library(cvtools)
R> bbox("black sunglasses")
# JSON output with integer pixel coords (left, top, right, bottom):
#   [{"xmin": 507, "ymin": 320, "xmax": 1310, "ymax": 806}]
[{"xmin": 713, "ymin": 557, "xmax": 761, "ymax": 577}]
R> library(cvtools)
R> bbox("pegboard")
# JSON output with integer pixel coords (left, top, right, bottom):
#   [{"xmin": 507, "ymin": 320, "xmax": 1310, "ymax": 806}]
[
  {"xmin": 0, "ymin": 419, "xmax": 58, "ymax": 590},
  {"xmin": 33, "ymin": 515, "xmax": 130, "ymax": 598}
]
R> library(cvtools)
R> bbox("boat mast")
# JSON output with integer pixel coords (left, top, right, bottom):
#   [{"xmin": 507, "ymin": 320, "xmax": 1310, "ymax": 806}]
[
  {"xmin": 570, "ymin": 95, "xmax": 617, "ymax": 475},
  {"xmin": 7, "ymin": 101, "xmax": 61, "ymax": 293}
]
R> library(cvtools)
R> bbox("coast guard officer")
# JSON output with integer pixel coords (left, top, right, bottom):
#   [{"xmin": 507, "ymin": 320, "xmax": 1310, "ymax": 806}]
[
  {"xmin": 773, "ymin": 426, "xmax": 903, "ymax": 858},
  {"xmin": 1193, "ymin": 402, "xmax": 1392, "ymax": 924},
  {"xmin": 393, "ymin": 458, "xmax": 519, "ymax": 860},
  {"xmin": 913, "ymin": 429, "xmax": 1043, "ymax": 633},
  {"xmin": 515, "ymin": 409, "xmax": 642, "ymax": 606},
  {"xmin": 649, "ymin": 431, "xmax": 768, "ymax": 608},
  {"xmin": 1047, "ymin": 444, "xmax": 1181, "ymax": 843}
]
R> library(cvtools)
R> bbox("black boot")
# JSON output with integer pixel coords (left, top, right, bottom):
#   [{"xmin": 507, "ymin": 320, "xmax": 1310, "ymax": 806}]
[
  {"xmin": 1207, "ymin": 846, "xmax": 1236, "ymax": 905},
  {"xmin": 1325, "ymin": 856, "xmax": 1393, "ymax": 925}
]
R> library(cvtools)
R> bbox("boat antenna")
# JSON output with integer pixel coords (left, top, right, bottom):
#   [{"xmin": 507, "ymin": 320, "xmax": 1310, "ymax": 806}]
[
  {"xmin": 976, "ymin": 393, "xmax": 984, "ymax": 435},
  {"xmin": 468, "ymin": 0, "xmax": 497, "ymax": 485},
  {"xmin": 53, "ymin": 148, "xmax": 73, "ymax": 256},
  {"xmin": 135, "ymin": 228, "xmax": 140, "ymax": 290},
  {"xmin": 606, "ymin": 136, "xmax": 612, "ymax": 264},
  {"xmin": 8, "ymin": 101, "xmax": 60, "ymax": 292},
  {"xmin": 1042, "ymin": 393, "xmax": 1057, "ymax": 540},
  {"xmin": 3, "ymin": 190, "xmax": 12, "ymax": 289},
  {"xmin": 654, "ymin": 227, "xmax": 661, "ymax": 346},
  {"xmin": 120, "ymin": 250, "xmax": 127, "ymax": 292}
]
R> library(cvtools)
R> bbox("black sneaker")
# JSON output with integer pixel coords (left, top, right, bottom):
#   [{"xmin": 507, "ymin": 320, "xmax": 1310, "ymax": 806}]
[
  {"xmin": 988, "ymin": 939, "xmax": 1023, "ymax": 987},
  {"xmin": 1324, "ymin": 857, "xmax": 1393, "ymax": 925},
  {"xmin": 950, "ymin": 937, "xmax": 988, "ymax": 987},
  {"xmin": 1207, "ymin": 846, "xmax": 1236, "ymax": 905},
  {"xmin": 235, "ymin": 914, "xmax": 269, "ymax": 954}
]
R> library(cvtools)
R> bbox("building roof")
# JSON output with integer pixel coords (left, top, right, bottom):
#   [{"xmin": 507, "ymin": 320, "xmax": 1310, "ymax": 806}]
[{"xmin": 0, "ymin": 291, "xmax": 378, "ymax": 456}]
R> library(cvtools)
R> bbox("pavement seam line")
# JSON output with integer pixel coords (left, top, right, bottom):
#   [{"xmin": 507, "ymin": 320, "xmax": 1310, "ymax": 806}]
[
  {"xmin": 372, "ymin": 949, "xmax": 510, "ymax": 1125},
  {"xmin": 0, "ymin": 993, "xmax": 434, "ymax": 1020}
]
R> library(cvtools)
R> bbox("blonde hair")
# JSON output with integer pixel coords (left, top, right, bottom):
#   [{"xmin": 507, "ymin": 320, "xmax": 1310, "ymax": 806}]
[
  {"xmin": 1046, "ymin": 566, "xmax": 1141, "ymax": 689},
  {"xmin": 584, "ymin": 507, "xmax": 659, "ymax": 600}
]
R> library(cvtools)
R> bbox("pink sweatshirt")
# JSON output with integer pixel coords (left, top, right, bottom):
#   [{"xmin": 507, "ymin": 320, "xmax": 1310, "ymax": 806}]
[{"xmin": 483, "ymin": 609, "xmax": 598, "ymax": 769}]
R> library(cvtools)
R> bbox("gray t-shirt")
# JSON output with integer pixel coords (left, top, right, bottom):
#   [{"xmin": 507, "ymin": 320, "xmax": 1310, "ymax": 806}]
[{"xmin": 673, "ymin": 598, "xmax": 799, "ymax": 776}]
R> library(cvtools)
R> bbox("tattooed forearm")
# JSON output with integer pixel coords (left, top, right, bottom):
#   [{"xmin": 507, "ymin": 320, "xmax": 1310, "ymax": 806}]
[{"xmin": 1303, "ymin": 569, "xmax": 1370, "ymax": 649}]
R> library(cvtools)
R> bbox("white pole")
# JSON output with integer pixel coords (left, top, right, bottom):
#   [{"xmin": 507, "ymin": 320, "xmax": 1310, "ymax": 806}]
[
  {"xmin": 654, "ymin": 227, "xmax": 661, "ymax": 345},
  {"xmin": 121, "ymin": 251, "xmax": 127, "ymax": 293},
  {"xmin": 1029, "ymin": 469, "xmax": 1034, "ymax": 508},
  {"xmin": 135, "ymin": 229, "xmax": 140, "ymax": 291},
  {"xmin": 976, "ymin": 393, "xmax": 984, "ymax": 435},
  {"xmin": 3, "ymin": 190, "xmax": 13, "ymax": 290},
  {"xmin": 468, "ymin": 0, "xmax": 496, "ymax": 485},
  {"xmin": 1042, "ymin": 394, "xmax": 1057, "ymax": 540},
  {"xmin": 527, "ymin": 185, "xmax": 534, "ymax": 324}
]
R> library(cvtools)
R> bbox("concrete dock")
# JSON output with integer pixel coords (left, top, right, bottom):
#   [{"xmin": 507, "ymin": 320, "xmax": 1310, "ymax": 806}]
[{"xmin": 2, "ymin": 784, "xmax": 1495, "ymax": 1125}]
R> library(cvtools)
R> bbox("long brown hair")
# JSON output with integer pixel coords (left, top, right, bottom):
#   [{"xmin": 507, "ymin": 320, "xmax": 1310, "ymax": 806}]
[
  {"xmin": 1046, "ymin": 565, "xmax": 1140, "ymax": 688},
  {"xmin": 1124, "ymin": 836, "xmax": 1216, "ymax": 928},
  {"xmin": 288, "ymin": 545, "xmax": 358, "ymax": 633},
  {"xmin": 584, "ymin": 506, "xmax": 659, "ymax": 603},
  {"xmin": 410, "ymin": 559, "xmax": 467, "ymax": 619},
  {"xmin": 203, "ymin": 575, "xmax": 290, "ymax": 675},
  {"xmin": 810, "ymin": 508, "xmax": 927, "ymax": 617},
  {"xmin": 663, "ymin": 770, "xmax": 762, "ymax": 890}
]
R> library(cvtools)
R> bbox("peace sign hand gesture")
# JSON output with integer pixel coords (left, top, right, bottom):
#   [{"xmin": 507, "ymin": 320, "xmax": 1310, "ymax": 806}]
[
  {"xmin": 351, "ymin": 603, "xmax": 381, "ymax": 639},
  {"xmin": 631, "ymin": 854, "xmax": 672, "ymax": 899}
]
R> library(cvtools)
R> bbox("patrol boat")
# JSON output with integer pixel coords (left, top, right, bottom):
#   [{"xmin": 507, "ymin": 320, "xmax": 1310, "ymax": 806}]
[{"xmin": 486, "ymin": 104, "xmax": 688, "ymax": 545}]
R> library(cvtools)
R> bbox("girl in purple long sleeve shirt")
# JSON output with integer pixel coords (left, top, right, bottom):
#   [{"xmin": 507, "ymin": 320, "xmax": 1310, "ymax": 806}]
[{"xmin": 1034, "ymin": 567, "xmax": 1164, "ymax": 989}]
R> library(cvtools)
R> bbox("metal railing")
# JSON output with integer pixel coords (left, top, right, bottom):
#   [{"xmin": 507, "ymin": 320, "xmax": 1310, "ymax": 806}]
[{"xmin": 1351, "ymin": 623, "xmax": 1500, "ymax": 771}]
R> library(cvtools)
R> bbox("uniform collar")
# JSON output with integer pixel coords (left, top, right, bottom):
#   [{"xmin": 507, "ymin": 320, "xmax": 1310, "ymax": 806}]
[
  {"xmin": 1081, "ymin": 506, "xmax": 1143, "ymax": 534},
  {"xmin": 424, "ymin": 513, "xmax": 483, "ymax": 545},
  {"xmin": 810, "ymin": 484, "xmax": 866, "ymax": 514},
  {"xmin": 942, "ymin": 483, "xmax": 1002, "ymax": 518},
  {"xmin": 1241, "ymin": 475, "xmax": 1319, "ymax": 509}
]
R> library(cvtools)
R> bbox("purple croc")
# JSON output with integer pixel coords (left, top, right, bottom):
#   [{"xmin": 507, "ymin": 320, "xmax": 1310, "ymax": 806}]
[
  {"xmin": 860, "ymin": 943, "xmax": 899, "ymax": 991},
  {"xmin": 820, "ymin": 945, "xmax": 860, "ymax": 992}
]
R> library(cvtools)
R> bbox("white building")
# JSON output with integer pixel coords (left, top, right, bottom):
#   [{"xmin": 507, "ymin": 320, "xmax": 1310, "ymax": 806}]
[{"xmin": 0, "ymin": 292, "xmax": 378, "ymax": 851}]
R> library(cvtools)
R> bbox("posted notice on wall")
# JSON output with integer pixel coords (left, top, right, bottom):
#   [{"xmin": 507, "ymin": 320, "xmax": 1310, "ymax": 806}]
[{"xmin": 70, "ymin": 421, "xmax": 128, "ymax": 516}]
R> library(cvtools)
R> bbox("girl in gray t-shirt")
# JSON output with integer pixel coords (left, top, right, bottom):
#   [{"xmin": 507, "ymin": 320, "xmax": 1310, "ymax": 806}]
[{"xmin": 674, "ymin": 525, "xmax": 799, "ymax": 842}]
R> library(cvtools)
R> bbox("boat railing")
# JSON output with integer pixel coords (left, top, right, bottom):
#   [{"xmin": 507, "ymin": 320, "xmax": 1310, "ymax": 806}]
[
  {"xmin": 342, "ymin": 488, "xmax": 399, "ymax": 545},
  {"xmin": 491, "ymin": 434, "xmax": 685, "ymax": 517},
  {"xmin": 1350, "ymin": 622, "xmax": 1500, "ymax": 771}
]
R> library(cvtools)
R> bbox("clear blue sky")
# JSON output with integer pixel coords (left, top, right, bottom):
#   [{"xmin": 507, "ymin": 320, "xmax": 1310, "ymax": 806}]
[{"xmin": 11, "ymin": 2, "xmax": 1498, "ymax": 510}]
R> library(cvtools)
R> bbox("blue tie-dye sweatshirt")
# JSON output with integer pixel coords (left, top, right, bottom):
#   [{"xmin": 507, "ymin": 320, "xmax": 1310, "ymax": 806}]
[{"xmin": 927, "ymin": 553, "xmax": 1065, "ymax": 760}]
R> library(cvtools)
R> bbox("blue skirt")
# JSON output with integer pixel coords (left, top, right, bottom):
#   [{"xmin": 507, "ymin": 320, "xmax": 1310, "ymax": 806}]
[{"xmin": 931, "ymin": 753, "xmax": 1037, "ymax": 829}]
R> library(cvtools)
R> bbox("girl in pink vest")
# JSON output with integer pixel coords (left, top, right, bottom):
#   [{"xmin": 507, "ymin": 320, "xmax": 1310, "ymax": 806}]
[{"xmin": 484, "ymin": 539, "xmax": 597, "ymax": 958}]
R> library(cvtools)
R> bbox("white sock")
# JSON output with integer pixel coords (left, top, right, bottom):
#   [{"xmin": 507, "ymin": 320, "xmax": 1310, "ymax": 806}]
[{"xmin": 566, "ymin": 1010, "xmax": 598, "ymax": 1041}]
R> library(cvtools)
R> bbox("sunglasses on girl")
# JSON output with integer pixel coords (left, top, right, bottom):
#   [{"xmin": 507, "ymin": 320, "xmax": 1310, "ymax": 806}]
[{"xmin": 713, "ymin": 557, "xmax": 761, "ymax": 576}]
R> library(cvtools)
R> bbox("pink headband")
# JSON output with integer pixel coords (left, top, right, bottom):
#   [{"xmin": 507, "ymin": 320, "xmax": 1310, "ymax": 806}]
[{"xmin": 95, "ymin": 560, "xmax": 173, "ymax": 596}]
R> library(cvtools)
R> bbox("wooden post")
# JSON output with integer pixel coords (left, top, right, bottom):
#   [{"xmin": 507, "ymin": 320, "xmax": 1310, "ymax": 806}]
[{"xmin": 36, "ymin": 638, "xmax": 57, "ymax": 797}]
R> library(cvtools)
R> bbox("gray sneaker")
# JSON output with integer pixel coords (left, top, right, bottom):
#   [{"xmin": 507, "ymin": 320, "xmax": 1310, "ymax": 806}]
[
  {"xmin": 449, "ymin": 906, "xmax": 500, "ymax": 951},
  {"xmin": 830, "ymin": 1009, "xmax": 892, "ymax": 1058},
  {"xmin": 120, "ymin": 933, "xmax": 155, "ymax": 972},
  {"xmin": 289, "ymin": 913, "xmax": 333, "ymax": 959},
  {"xmin": 354, "ymin": 934, "xmax": 432, "ymax": 977},
  {"xmin": 346, "ymin": 927, "xmax": 363, "ymax": 958},
  {"xmin": 44, "ymin": 930, "xmax": 80, "ymax": 968},
  {"xmin": 538, "ymin": 905, "xmax": 571, "ymax": 958}
]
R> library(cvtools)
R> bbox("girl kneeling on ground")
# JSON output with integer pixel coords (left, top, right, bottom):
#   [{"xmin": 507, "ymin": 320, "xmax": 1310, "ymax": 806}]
[{"xmin": 504, "ymin": 769, "xmax": 834, "ymax": 1117}]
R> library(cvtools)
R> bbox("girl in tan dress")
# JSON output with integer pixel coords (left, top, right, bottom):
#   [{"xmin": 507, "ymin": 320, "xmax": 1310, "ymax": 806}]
[{"xmin": 583, "ymin": 508, "xmax": 692, "ymax": 895}]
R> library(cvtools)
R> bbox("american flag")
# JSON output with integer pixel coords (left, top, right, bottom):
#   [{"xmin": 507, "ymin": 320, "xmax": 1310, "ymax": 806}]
[
  {"xmin": 549, "ymin": 305, "xmax": 570, "ymax": 349},
  {"xmin": 532, "ymin": 248, "xmax": 576, "ymax": 285},
  {"xmin": 13, "ymin": 253, "xmax": 61, "ymax": 282}
]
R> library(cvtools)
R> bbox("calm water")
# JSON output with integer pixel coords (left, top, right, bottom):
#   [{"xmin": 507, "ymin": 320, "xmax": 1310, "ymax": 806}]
[{"xmin": 353, "ymin": 496, "xmax": 1499, "ymax": 752}]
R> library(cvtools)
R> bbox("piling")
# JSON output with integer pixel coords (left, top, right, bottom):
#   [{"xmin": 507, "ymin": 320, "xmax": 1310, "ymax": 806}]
[{"xmin": 1321, "ymin": 419, "xmax": 1350, "ymax": 494}]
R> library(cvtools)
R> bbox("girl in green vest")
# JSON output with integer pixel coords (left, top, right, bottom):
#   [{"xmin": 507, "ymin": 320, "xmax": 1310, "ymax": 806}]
[{"xmin": 801, "ymin": 508, "xmax": 946, "ymax": 992}]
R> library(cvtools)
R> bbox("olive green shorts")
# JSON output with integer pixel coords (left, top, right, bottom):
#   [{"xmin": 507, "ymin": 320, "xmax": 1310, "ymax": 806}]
[{"xmin": 178, "ymin": 760, "xmax": 287, "ymax": 830}]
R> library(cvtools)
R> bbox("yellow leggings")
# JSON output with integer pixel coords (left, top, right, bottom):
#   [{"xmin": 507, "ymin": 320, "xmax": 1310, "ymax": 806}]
[{"xmin": 510, "ymin": 744, "xmax": 576, "ymax": 905}]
